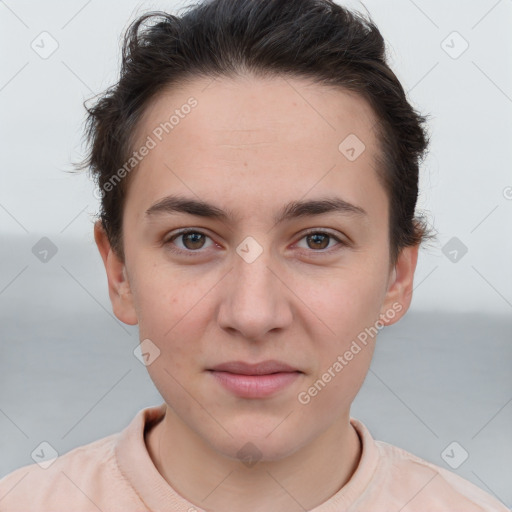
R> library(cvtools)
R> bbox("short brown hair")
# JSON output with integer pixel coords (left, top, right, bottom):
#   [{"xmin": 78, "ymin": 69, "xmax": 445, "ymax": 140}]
[{"xmin": 76, "ymin": 0, "xmax": 431, "ymax": 264}]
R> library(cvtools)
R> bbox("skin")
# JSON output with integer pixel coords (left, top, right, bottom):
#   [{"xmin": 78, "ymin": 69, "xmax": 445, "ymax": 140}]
[{"xmin": 94, "ymin": 74, "xmax": 418, "ymax": 512}]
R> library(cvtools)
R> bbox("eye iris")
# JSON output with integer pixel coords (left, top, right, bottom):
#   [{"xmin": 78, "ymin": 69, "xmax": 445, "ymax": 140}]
[
  {"xmin": 183, "ymin": 232, "xmax": 205, "ymax": 250},
  {"xmin": 307, "ymin": 233, "xmax": 329, "ymax": 250}
]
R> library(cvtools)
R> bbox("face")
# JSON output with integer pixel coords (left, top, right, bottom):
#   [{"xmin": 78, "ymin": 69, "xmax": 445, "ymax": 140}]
[{"xmin": 95, "ymin": 74, "xmax": 418, "ymax": 461}]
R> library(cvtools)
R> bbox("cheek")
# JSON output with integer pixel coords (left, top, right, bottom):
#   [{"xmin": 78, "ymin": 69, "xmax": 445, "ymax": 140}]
[
  {"xmin": 129, "ymin": 263, "xmax": 219, "ymax": 382},
  {"xmin": 130, "ymin": 256, "xmax": 204, "ymax": 335},
  {"xmin": 293, "ymin": 275, "xmax": 383, "ymax": 416},
  {"xmin": 132, "ymin": 268, "xmax": 207, "ymax": 401},
  {"xmin": 296, "ymin": 263, "xmax": 389, "ymax": 343}
]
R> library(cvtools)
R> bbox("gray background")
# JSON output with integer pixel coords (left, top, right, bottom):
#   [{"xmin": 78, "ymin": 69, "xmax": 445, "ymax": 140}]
[{"xmin": 1, "ymin": 0, "xmax": 511, "ymax": 508}]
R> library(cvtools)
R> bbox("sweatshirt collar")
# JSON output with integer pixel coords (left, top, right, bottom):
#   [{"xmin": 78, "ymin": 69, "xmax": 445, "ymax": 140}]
[{"xmin": 114, "ymin": 402, "xmax": 379, "ymax": 511}]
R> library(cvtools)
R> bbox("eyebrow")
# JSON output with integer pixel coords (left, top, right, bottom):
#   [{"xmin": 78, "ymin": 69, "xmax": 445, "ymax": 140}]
[{"xmin": 145, "ymin": 194, "xmax": 367, "ymax": 224}]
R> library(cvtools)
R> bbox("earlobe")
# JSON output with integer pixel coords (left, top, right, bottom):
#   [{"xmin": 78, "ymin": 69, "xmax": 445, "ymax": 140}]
[
  {"xmin": 94, "ymin": 220, "xmax": 138, "ymax": 325},
  {"xmin": 379, "ymin": 244, "xmax": 419, "ymax": 327}
]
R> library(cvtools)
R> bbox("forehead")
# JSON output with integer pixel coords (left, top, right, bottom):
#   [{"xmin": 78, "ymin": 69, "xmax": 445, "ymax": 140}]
[
  {"xmin": 125, "ymin": 74, "xmax": 384, "ymax": 224},
  {"xmin": 136, "ymin": 74, "xmax": 377, "ymax": 150}
]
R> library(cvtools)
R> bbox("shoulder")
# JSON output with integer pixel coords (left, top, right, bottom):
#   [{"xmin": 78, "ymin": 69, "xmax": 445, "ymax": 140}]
[
  {"xmin": 0, "ymin": 433, "xmax": 142, "ymax": 512},
  {"xmin": 370, "ymin": 439, "xmax": 509, "ymax": 511}
]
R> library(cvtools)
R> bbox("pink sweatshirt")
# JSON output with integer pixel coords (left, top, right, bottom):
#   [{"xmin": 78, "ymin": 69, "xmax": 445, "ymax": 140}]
[{"xmin": 0, "ymin": 402, "xmax": 508, "ymax": 511}]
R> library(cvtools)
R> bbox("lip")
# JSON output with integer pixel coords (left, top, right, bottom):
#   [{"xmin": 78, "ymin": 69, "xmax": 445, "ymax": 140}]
[
  {"xmin": 209, "ymin": 360, "xmax": 300, "ymax": 375},
  {"xmin": 208, "ymin": 360, "xmax": 303, "ymax": 398}
]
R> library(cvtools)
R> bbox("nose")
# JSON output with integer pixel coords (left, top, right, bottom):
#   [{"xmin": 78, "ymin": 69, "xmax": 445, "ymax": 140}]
[{"xmin": 217, "ymin": 247, "xmax": 293, "ymax": 341}]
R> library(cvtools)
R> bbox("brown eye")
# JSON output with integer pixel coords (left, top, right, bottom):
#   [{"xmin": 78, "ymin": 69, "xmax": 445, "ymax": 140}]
[
  {"xmin": 295, "ymin": 230, "xmax": 347, "ymax": 253},
  {"xmin": 306, "ymin": 233, "xmax": 330, "ymax": 250},
  {"xmin": 180, "ymin": 232, "xmax": 206, "ymax": 250},
  {"xmin": 164, "ymin": 229, "xmax": 214, "ymax": 255}
]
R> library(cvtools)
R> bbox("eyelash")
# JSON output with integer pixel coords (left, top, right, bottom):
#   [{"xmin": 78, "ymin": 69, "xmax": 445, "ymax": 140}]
[{"xmin": 163, "ymin": 228, "xmax": 348, "ymax": 257}]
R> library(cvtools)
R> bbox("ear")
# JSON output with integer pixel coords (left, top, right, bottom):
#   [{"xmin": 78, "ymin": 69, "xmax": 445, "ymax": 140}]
[
  {"xmin": 379, "ymin": 244, "xmax": 419, "ymax": 326},
  {"xmin": 94, "ymin": 220, "xmax": 138, "ymax": 325}
]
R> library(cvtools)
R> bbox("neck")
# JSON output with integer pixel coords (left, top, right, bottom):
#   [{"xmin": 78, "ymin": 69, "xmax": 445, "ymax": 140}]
[{"xmin": 145, "ymin": 405, "xmax": 362, "ymax": 512}]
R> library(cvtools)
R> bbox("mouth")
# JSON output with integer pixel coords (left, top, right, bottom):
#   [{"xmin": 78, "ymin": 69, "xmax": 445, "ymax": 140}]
[{"xmin": 207, "ymin": 360, "xmax": 303, "ymax": 398}]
